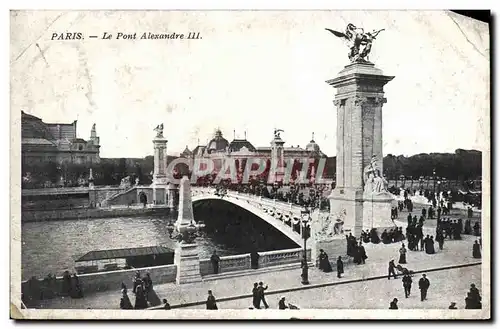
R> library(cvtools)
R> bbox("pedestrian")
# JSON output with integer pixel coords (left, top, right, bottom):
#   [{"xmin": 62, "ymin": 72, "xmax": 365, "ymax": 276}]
[
  {"xmin": 211, "ymin": 250, "xmax": 221, "ymax": 274},
  {"xmin": 336, "ymin": 256, "xmax": 344, "ymax": 279},
  {"xmin": 358, "ymin": 242, "xmax": 367, "ymax": 264},
  {"xmin": 162, "ymin": 298, "xmax": 171, "ymax": 310},
  {"xmin": 251, "ymin": 250, "xmax": 260, "ymax": 269},
  {"xmin": 134, "ymin": 285, "xmax": 148, "ymax": 309},
  {"xmin": 120, "ymin": 290, "xmax": 133, "ymax": 309},
  {"xmin": 388, "ymin": 260, "xmax": 397, "ymax": 280},
  {"xmin": 402, "ymin": 274, "xmax": 412, "ymax": 298},
  {"xmin": 473, "ymin": 240, "xmax": 481, "ymax": 259},
  {"xmin": 258, "ymin": 282, "xmax": 269, "ymax": 309},
  {"xmin": 278, "ymin": 296, "xmax": 288, "ymax": 310},
  {"xmin": 132, "ymin": 271, "xmax": 142, "ymax": 294},
  {"xmin": 448, "ymin": 302, "xmax": 457, "ymax": 309},
  {"xmin": 389, "ymin": 298, "xmax": 398, "ymax": 309},
  {"xmin": 252, "ymin": 282, "xmax": 261, "ymax": 309},
  {"xmin": 70, "ymin": 273, "xmax": 84, "ymax": 298},
  {"xmin": 318, "ymin": 249, "xmax": 333, "ymax": 272},
  {"xmin": 418, "ymin": 274, "xmax": 430, "ymax": 301},
  {"xmin": 206, "ymin": 290, "xmax": 218, "ymax": 310},
  {"xmin": 398, "ymin": 243, "xmax": 407, "ymax": 264}
]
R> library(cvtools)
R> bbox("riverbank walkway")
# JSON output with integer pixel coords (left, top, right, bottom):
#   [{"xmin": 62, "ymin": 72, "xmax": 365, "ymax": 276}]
[{"xmin": 34, "ymin": 233, "xmax": 483, "ymax": 310}]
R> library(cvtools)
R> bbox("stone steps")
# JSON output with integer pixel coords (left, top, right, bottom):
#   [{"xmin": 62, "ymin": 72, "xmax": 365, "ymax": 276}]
[{"xmin": 201, "ymin": 262, "xmax": 314, "ymax": 282}]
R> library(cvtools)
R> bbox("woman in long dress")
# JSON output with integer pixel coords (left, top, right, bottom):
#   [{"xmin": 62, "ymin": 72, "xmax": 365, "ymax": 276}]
[
  {"xmin": 318, "ymin": 249, "xmax": 333, "ymax": 273},
  {"xmin": 336, "ymin": 256, "xmax": 344, "ymax": 278},
  {"xmin": 398, "ymin": 243, "xmax": 407, "ymax": 264}
]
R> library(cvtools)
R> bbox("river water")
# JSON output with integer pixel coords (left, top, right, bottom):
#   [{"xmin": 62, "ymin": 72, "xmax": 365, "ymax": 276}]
[{"xmin": 22, "ymin": 200, "xmax": 299, "ymax": 280}]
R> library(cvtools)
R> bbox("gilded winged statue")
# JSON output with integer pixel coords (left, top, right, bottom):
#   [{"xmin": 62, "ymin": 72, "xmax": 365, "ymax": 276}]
[{"xmin": 325, "ymin": 24, "xmax": 385, "ymax": 63}]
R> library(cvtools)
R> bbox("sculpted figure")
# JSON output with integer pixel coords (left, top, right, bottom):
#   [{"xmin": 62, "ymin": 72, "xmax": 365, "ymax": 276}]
[
  {"xmin": 325, "ymin": 24, "xmax": 385, "ymax": 63},
  {"xmin": 154, "ymin": 123, "xmax": 164, "ymax": 138}
]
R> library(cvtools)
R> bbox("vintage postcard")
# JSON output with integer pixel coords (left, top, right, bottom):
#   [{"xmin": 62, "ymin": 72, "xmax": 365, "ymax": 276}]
[{"xmin": 10, "ymin": 10, "xmax": 490, "ymax": 320}]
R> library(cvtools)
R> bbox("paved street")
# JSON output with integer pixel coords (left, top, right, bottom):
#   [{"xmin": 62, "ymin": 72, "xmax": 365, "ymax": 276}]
[
  {"xmin": 35, "ymin": 234, "xmax": 482, "ymax": 310},
  {"xmin": 189, "ymin": 265, "xmax": 482, "ymax": 310}
]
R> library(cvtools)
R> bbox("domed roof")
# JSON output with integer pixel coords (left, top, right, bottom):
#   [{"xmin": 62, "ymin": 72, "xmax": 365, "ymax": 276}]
[
  {"xmin": 306, "ymin": 133, "xmax": 321, "ymax": 152},
  {"xmin": 207, "ymin": 129, "xmax": 229, "ymax": 154}
]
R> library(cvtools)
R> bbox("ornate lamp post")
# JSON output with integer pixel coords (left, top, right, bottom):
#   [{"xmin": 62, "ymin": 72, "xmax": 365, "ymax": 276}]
[{"xmin": 300, "ymin": 208, "xmax": 311, "ymax": 285}]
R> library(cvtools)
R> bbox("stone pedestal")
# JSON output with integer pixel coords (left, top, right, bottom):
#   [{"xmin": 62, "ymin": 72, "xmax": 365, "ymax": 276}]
[
  {"xmin": 326, "ymin": 61, "xmax": 394, "ymax": 237},
  {"xmin": 362, "ymin": 192, "xmax": 395, "ymax": 232},
  {"xmin": 175, "ymin": 243, "xmax": 202, "ymax": 284},
  {"xmin": 313, "ymin": 237, "xmax": 346, "ymax": 267}
]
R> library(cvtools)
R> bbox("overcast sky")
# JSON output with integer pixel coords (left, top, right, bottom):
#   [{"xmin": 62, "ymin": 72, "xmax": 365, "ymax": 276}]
[{"xmin": 11, "ymin": 10, "xmax": 489, "ymax": 158}]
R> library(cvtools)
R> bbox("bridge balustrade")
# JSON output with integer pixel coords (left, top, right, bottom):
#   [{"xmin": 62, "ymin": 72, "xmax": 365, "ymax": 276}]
[
  {"xmin": 198, "ymin": 247, "xmax": 311, "ymax": 277},
  {"xmin": 199, "ymin": 254, "xmax": 251, "ymax": 276}
]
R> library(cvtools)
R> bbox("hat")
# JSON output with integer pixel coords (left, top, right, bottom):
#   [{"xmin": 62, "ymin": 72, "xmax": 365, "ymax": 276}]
[{"xmin": 281, "ymin": 296, "xmax": 286, "ymax": 300}]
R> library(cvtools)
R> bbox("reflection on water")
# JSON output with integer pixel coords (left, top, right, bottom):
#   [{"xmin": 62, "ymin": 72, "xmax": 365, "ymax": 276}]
[{"xmin": 22, "ymin": 201, "xmax": 298, "ymax": 280}]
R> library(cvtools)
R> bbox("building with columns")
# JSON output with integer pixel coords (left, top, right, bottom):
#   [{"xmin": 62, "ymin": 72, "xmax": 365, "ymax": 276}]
[{"xmin": 21, "ymin": 111, "xmax": 101, "ymax": 165}]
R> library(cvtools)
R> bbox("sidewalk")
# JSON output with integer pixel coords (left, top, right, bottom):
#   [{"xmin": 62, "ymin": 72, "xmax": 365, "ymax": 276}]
[{"xmin": 35, "ymin": 234, "xmax": 482, "ymax": 310}]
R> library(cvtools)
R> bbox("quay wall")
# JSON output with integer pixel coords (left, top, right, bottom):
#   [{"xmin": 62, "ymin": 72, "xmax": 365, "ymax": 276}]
[
  {"xmin": 21, "ymin": 206, "xmax": 170, "ymax": 222},
  {"xmin": 22, "ymin": 264, "xmax": 177, "ymax": 304}
]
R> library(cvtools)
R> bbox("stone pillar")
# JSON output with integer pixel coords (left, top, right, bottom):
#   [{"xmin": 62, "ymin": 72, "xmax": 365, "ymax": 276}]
[
  {"xmin": 327, "ymin": 62, "xmax": 394, "ymax": 237},
  {"xmin": 175, "ymin": 176, "xmax": 202, "ymax": 284},
  {"xmin": 152, "ymin": 134, "xmax": 168, "ymax": 204},
  {"xmin": 167, "ymin": 183, "xmax": 178, "ymax": 211}
]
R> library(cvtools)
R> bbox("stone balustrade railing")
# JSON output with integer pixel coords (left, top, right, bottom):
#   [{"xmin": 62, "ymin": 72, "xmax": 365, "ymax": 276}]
[
  {"xmin": 259, "ymin": 247, "xmax": 311, "ymax": 268},
  {"xmin": 199, "ymin": 247, "xmax": 311, "ymax": 277},
  {"xmin": 199, "ymin": 254, "xmax": 251, "ymax": 276}
]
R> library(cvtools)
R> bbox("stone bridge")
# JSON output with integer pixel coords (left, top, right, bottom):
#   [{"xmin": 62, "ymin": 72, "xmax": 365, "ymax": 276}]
[{"xmin": 191, "ymin": 187, "xmax": 315, "ymax": 248}]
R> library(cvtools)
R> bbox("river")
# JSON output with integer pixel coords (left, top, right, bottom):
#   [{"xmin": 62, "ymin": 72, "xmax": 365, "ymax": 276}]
[{"xmin": 21, "ymin": 199, "xmax": 299, "ymax": 280}]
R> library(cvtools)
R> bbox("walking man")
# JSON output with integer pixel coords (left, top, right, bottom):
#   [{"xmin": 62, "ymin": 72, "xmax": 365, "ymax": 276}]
[
  {"xmin": 252, "ymin": 282, "xmax": 261, "ymax": 309},
  {"xmin": 388, "ymin": 260, "xmax": 397, "ymax": 280},
  {"xmin": 258, "ymin": 282, "xmax": 269, "ymax": 309},
  {"xmin": 418, "ymin": 274, "xmax": 430, "ymax": 301},
  {"xmin": 402, "ymin": 274, "xmax": 412, "ymax": 298}
]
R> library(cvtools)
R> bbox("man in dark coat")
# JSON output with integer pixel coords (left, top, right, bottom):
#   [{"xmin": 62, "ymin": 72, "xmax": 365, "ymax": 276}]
[
  {"xmin": 251, "ymin": 250, "xmax": 260, "ymax": 269},
  {"xmin": 206, "ymin": 290, "xmax": 218, "ymax": 310},
  {"xmin": 258, "ymin": 282, "xmax": 269, "ymax": 309},
  {"xmin": 278, "ymin": 296, "xmax": 288, "ymax": 310},
  {"xmin": 473, "ymin": 240, "xmax": 481, "ymax": 258},
  {"xmin": 389, "ymin": 298, "xmax": 398, "ymax": 309},
  {"xmin": 418, "ymin": 274, "xmax": 430, "ymax": 301},
  {"xmin": 402, "ymin": 274, "xmax": 412, "ymax": 298},
  {"xmin": 336, "ymin": 256, "xmax": 344, "ymax": 278},
  {"xmin": 407, "ymin": 213, "xmax": 413, "ymax": 227},
  {"xmin": 252, "ymin": 282, "xmax": 261, "ymax": 309},
  {"xmin": 388, "ymin": 260, "xmax": 397, "ymax": 280},
  {"xmin": 211, "ymin": 250, "xmax": 221, "ymax": 274}
]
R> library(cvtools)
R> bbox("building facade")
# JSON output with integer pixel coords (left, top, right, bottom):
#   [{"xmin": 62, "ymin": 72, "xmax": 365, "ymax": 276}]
[
  {"xmin": 181, "ymin": 128, "xmax": 327, "ymax": 183},
  {"xmin": 21, "ymin": 111, "xmax": 101, "ymax": 165}
]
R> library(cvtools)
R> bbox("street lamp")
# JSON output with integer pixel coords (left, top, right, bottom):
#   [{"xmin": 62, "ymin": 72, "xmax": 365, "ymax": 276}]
[{"xmin": 300, "ymin": 208, "xmax": 311, "ymax": 285}]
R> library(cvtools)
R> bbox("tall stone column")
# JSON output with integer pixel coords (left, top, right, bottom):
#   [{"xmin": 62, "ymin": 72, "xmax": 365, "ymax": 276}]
[
  {"xmin": 174, "ymin": 176, "xmax": 202, "ymax": 284},
  {"xmin": 327, "ymin": 62, "xmax": 394, "ymax": 237},
  {"xmin": 152, "ymin": 133, "xmax": 168, "ymax": 204}
]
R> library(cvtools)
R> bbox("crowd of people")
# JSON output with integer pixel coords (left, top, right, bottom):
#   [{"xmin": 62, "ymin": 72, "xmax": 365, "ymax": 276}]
[{"xmin": 119, "ymin": 271, "xmax": 157, "ymax": 309}]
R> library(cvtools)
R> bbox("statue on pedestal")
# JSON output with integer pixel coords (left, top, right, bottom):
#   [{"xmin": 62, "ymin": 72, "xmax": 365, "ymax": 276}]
[
  {"xmin": 363, "ymin": 155, "xmax": 388, "ymax": 195},
  {"xmin": 154, "ymin": 123, "xmax": 164, "ymax": 138},
  {"xmin": 274, "ymin": 128, "xmax": 284, "ymax": 139},
  {"xmin": 325, "ymin": 24, "xmax": 385, "ymax": 63}
]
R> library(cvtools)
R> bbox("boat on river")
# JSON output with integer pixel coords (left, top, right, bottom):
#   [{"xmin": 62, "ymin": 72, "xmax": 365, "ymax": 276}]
[{"xmin": 74, "ymin": 245, "xmax": 175, "ymax": 274}]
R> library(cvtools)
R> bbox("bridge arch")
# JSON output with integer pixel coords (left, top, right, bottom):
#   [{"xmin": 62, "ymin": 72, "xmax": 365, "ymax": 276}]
[{"xmin": 191, "ymin": 193, "xmax": 304, "ymax": 246}]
